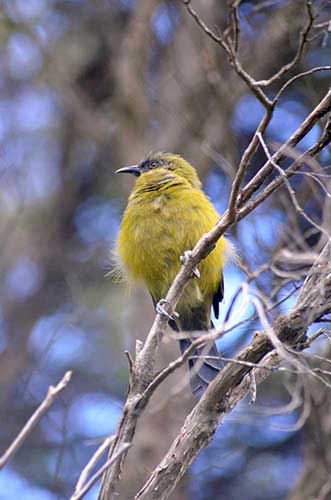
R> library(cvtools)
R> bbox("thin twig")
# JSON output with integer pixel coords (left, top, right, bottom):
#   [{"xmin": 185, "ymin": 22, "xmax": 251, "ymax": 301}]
[
  {"xmin": 256, "ymin": 0, "xmax": 315, "ymax": 87},
  {"xmin": 226, "ymin": 0, "xmax": 241, "ymax": 52},
  {"xmin": 181, "ymin": 0, "xmax": 272, "ymax": 108},
  {"xmin": 228, "ymin": 109, "xmax": 274, "ymax": 218},
  {"xmin": 275, "ymin": 65, "xmax": 331, "ymax": 101},
  {"xmin": 257, "ymin": 131, "xmax": 330, "ymax": 239},
  {"xmin": 239, "ymin": 88, "xmax": 331, "ymax": 207},
  {"xmin": 72, "ymin": 443, "xmax": 131, "ymax": 500},
  {"xmin": 73, "ymin": 436, "xmax": 115, "ymax": 496},
  {"xmin": 0, "ymin": 371, "xmax": 72, "ymax": 470}
]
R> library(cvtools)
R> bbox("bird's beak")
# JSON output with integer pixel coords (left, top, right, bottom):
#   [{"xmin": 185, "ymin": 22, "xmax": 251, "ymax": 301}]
[{"xmin": 115, "ymin": 165, "xmax": 141, "ymax": 177}]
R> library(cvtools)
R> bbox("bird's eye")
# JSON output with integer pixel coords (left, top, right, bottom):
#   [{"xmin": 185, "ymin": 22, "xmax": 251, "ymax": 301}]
[{"xmin": 150, "ymin": 161, "xmax": 158, "ymax": 168}]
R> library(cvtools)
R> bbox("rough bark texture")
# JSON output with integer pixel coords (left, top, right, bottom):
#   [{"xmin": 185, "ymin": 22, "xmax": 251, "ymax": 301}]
[{"xmin": 134, "ymin": 246, "xmax": 331, "ymax": 499}]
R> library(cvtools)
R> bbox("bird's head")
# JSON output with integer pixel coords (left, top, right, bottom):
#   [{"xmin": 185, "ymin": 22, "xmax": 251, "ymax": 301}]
[{"xmin": 116, "ymin": 152, "xmax": 202, "ymax": 189}]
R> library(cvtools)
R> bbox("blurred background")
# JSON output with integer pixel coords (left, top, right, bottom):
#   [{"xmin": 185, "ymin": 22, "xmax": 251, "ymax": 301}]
[{"xmin": 0, "ymin": 0, "xmax": 330, "ymax": 499}]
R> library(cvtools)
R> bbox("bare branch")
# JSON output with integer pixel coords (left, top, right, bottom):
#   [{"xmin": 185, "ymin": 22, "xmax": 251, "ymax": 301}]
[
  {"xmin": 73, "ymin": 436, "xmax": 115, "ymax": 497},
  {"xmin": 134, "ymin": 244, "xmax": 331, "ymax": 500},
  {"xmin": 180, "ymin": 0, "xmax": 272, "ymax": 108},
  {"xmin": 275, "ymin": 66, "xmax": 331, "ymax": 101},
  {"xmin": 0, "ymin": 371, "xmax": 72, "ymax": 470},
  {"xmin": 256, "ymin": 0, "xmax": 315, "ymax": 87},
  {"xmin": 228, "ymin": 109, "xmax": 274, "ymax": 218},
  {"xmin": 72, "ymin": 443, "xmax": 131, "ymax": 500},
  {"xmin": 257, "ymin": 131, "xmax": 330, "ymax": 239},
  {"xmin": 225, "ymin": 0, "xmax": 241, "ymax": 53},
  {"xmin": 239, "ymin": 88, "xmax": 331, "ymax": 207},
  {"xmin": 98, "ymin": 88, "xmax": 331, "ymax": 500}
]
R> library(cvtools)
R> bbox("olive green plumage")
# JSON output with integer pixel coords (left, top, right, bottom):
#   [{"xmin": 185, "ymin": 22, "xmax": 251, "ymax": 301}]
[{"xmin": 115, "ymin": 152, "xmax": 231, "ymax": 396}]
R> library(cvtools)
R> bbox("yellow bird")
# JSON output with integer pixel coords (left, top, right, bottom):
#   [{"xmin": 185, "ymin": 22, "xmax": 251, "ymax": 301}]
[{"xmin": 115, "ymin": 153, "xmax": 231, "ymax": 397}]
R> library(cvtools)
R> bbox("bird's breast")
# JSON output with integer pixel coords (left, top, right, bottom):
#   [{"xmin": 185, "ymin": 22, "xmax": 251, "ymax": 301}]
[
  {"xmin": 118, "ymin": 187, "xmax": 188, "ymax": 295},
  {"xmin": 117, "ymin": 183, "xmax": 228, "ymax": 301}
]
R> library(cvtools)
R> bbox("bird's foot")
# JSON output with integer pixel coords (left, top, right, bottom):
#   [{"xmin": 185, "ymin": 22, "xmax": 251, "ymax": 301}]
[
  {"xmin": 180, "ymin": 250, "xmax": 200, "ymax": 278},
  {"xmin": 156, "ymin": 299, "xmax": 179, "ymax": 321}
]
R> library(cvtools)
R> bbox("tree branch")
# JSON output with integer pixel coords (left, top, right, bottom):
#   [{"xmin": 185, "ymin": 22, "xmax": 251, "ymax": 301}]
[
  {"xmin": 256, "ymin": 0, "xmax": 315, "ymax": 86},
  {"xmin": 180, "ymin": 0, "xmax": 272, "ymax": 108},
  {"xmin": 135, "ymin": 244, "xmax": 331, "ymax": 499},
  {"xmin": 0, "ymin": 371, "xmax": 72, "ymax": 470},
  {"xmin": 72, "ymin": 443, "xmax": 131, "ymax": 500},
  {"xmin": 98, "ymin": 87, "xmax": 331, "ymax": 500},
  {"xmin": 238, "ymin": 88, "xmax": 331, "ymax": 206}
]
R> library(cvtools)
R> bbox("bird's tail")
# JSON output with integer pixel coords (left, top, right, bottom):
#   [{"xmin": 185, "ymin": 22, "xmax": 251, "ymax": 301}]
[
  {"xmin": 169, "ymin": 303, "xmax": 222, "ymax": 397},
  {"xmin": 179, "ymin": 338, "xmax": 222, "ymax": 398}
]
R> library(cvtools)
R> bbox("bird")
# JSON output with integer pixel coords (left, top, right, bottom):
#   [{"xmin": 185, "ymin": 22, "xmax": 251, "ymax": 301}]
[{"xmin": 114, "ymin": 152, "xmax": 232, "ymax": 397}]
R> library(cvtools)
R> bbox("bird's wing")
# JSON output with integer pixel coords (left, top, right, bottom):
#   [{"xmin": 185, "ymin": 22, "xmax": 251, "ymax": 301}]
[{"xmin": 212, "ymin": 274, "xmax": 224, "ymax": 320}]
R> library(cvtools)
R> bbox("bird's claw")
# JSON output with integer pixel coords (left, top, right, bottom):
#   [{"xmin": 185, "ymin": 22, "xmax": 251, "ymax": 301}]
[
  {"xmin": 192, "ymin": 267, "xmax": 201, "ymax": 278},
  {"xmin": 180, "ymin": 250, "xmax": 200, "ymax": 278},
  {"xmin": 156, "ymin": 299, "xmax": 179, "ymax": 321}
]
